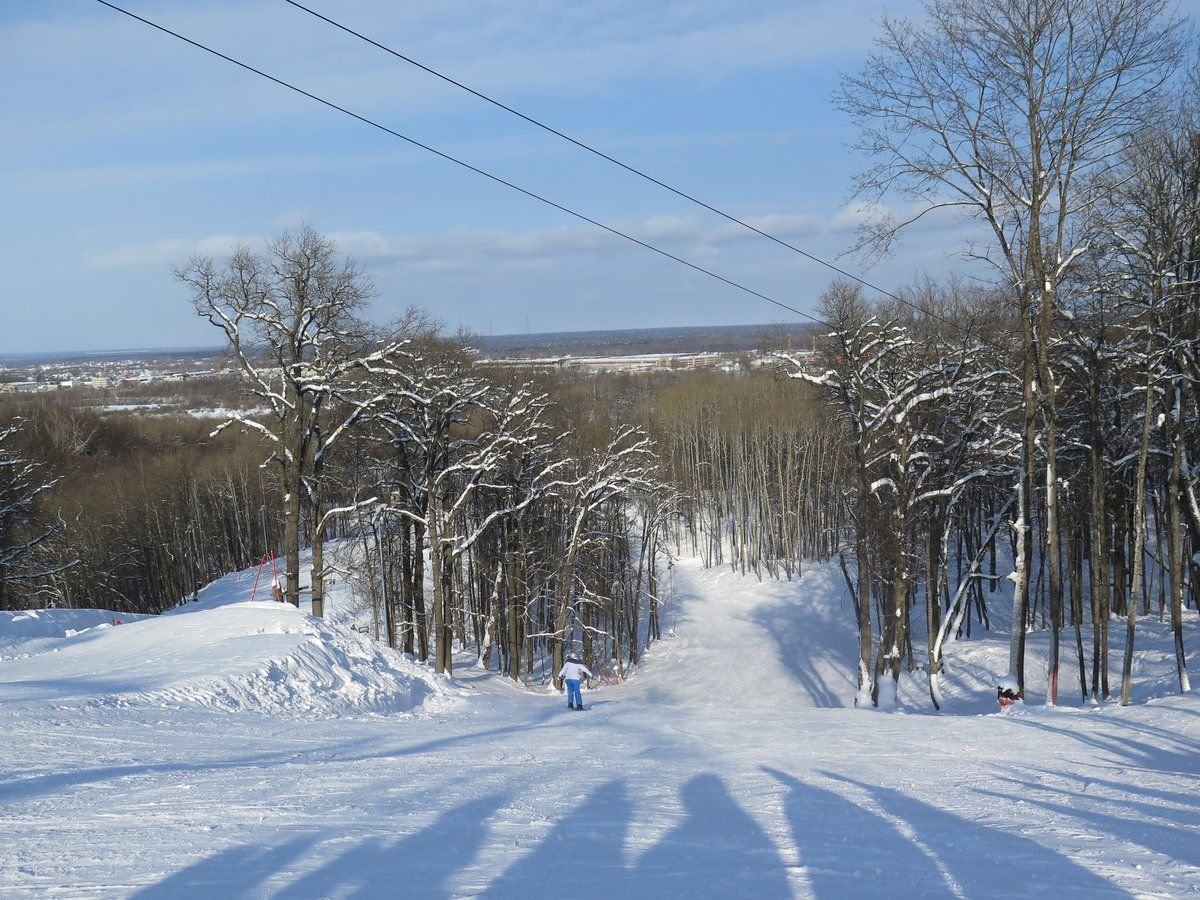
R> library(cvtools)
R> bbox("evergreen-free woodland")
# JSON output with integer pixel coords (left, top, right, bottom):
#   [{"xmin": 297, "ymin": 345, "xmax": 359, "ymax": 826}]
[{"xmin": 1, "ymin": 0, "xmax": 1197, "ymax": 710}]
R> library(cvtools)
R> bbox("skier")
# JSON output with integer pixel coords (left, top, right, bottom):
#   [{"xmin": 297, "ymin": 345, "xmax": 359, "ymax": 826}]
[
  {"xmin": 559, "ymin": 655, "xmax": 593, "ymax": 710},
  {"xmin": 996, "ymin": 675, "xmax": 1022, "ymax": 710}
]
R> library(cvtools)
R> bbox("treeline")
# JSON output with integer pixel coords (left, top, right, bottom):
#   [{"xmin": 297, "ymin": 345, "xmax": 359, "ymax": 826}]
[
  {"xmin": 792, "ymin": 255, "xmax": 1200, "ymax": 709},
  {"xmin": 793, "ymin": 0, "xmax": 1200, "ymax": 708},
  {"xmin": 0, "ymin": 398, "xmax": 282, "ymax": 613},
  {"xmin": 651, "ymin": 373, "xmax": 848, "ymax": 577},
  {"xmin": 0, "ymin": 359, "xmax": 672, "ymax": 686},
  {"xmin": 326, "ymin": 345, "xmax": 669, "ymax": 683}
]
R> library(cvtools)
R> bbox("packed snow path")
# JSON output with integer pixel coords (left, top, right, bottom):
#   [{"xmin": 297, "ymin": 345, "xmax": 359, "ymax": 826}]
[{"xmin": 1, "ymin": 559, "xmax": 1198, "ymax": 897}]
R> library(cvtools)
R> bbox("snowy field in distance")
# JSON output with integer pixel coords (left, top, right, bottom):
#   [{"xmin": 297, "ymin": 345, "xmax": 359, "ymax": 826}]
[{"xmin": 0, "ymin": 554, "xmax": 1197, "ymax": 897}]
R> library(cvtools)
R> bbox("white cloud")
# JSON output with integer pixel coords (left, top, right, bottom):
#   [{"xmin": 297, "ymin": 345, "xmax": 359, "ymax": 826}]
[
  {"xmin": 85, "ymin": 196, "xmax": 983, "ymax": 282},
  {"xmin": 3, "ymin": 0, "xmax": 921, "ymax": 152},
  {"xmin": 87, "ymin": 234, "xmax": 259, "ymax": 268},
  {"xmin": 337, "ymin": 207, "xmax": 867, "ymax": 270},
  {"xmin": 91, "ymin": 204, "xmax": 871, "ymax": 272}
]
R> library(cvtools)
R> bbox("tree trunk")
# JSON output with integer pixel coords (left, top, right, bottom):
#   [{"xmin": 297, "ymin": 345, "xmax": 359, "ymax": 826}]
[
  {"xmin": 855, "ymin": 469, "xmax": 874, "ymax": 705},
  {"xmin": 310, "ymin": 480, "xmax": 326, "ymax": 619},
  {"xmin": 1169, "ymin": 409, "xmax": 1191, "ymax": 692},
  {"xmin": 412, "ymin": 520, "xmax": 429, "ymax": 662},
  {"xmin": 1010, "ymin": 453, "xmax": 1032, "ymax": 690},
  {"xmin": 1089, "ymin": 381, "xmax": 1109, "ymax": 703},
  {"xmin": 1121, "ymin": 350, "xmax": 1157, "ymax": 705},
  {"xmin": 428, "ymin": 493, "xmax": 452, "ymax": 675},
  {"xmin": 283, "ymin": 469, "xmax": 301, "ymax": 608},
  {"xmin": 400, "ymin": 521, "xmax": 415, "ymax": 655},
  {"xmin": 506, "ymin": 540, "xmax": 523, "ymax": 682}
]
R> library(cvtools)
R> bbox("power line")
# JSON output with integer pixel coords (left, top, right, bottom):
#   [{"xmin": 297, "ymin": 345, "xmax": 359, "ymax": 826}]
[
  {"xmin": 95, "ymin": 0, "xmax": 833, "ymax": 331},
  {"xmin": 283, "ymin": 0, "xmax": 974, "ymax": 337}
]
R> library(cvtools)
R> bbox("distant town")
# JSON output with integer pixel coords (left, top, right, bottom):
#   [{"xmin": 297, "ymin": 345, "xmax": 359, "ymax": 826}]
[
  {"xmin": 0, "ymin": 322, "xmax": 822, "ymax": 394},
  {"xmin": 0, "ymin": 357, "xmax": 228, "ymax": 394}
]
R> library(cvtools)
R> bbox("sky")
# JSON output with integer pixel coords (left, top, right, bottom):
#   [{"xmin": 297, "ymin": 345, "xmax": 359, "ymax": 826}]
[{"xmin": 1, "ymin": 1, "xmax": 1193, "ymax": 355}]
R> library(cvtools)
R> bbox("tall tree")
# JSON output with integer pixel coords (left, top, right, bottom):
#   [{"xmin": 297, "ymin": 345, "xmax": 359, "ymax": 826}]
[
  {"xmin": 1099, "ymin": 96, "xmax": 1200, "ymax": 698},
  {"xmin": 175, "ymin": 226, "xmax": 399, "ymax": 615},
  {"xmin": 550, "ymin": 426, "xmax": 659, "ymax": 688},
  {"xmin": 792, "ymin": 280, "xmax": 1014, "ymax": 707},
  {"xmin": 837, "ymin": 0, "xmax": 1184, "ymax": 695}
]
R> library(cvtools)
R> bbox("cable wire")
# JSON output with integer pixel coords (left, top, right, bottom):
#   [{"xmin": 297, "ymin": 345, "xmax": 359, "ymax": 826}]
[
  {"xmin": 95, "ymin": 0, "xmax": 835, "ymax": 330},
  {"xmin": 283, "ymin": 0, "xmax": 977, "ymax": 338}
]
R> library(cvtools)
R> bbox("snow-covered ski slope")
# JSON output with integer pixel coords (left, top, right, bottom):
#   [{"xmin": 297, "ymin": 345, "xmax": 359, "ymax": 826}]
[
  {"xmin": 0, "ymin": 603, "xmax": 448, "ymax": 717},
  {"xmin": 1, "ymin": 556, "xmax": 1197, "ymax": 897}
]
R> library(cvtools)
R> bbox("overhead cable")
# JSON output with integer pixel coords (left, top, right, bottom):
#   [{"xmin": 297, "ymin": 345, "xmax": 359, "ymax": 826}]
[
  {"xmin": 283, "ymin": 0, "xmax": 977, "ymax": 338},
  {"xmin": 95, "ymin": 0, "xmax": 834, "ymax": 330}
]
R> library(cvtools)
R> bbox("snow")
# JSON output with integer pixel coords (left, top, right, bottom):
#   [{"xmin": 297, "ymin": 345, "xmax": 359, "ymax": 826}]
[
  {"xmin": 0, "ymin": 603, "xmax": 450, "ymax": 717},
  {"xmin": 96, "ymin": 404, "xmax": 270, "ymax": 419},
  {"xmin": 0, "ymin": 608, "xmax": 150, "ymax": 661},
  {"xmin": 0, "ymin": 555, "xmax": 1197, "ymax": 897}
]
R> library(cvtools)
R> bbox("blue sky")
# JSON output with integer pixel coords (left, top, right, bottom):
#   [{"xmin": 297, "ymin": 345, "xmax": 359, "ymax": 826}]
[{"xmin": 2, "ymin": 1, "xmax": 1190, "ymax": 354}]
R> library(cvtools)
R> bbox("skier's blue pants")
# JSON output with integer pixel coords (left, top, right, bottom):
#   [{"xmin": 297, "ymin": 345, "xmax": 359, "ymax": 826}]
[{"xmin": 566, "ymin": 679, "xmax": 582, "ymax": 707}]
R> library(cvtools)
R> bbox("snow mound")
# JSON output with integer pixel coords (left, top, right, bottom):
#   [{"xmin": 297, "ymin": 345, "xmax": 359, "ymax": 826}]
[
  {"xmin": 0, "ymin": 607, "xmax": 151, "ymax": 661},
  {"xmin": 165, "ymin": 542, "xmax": 370, "ymax": 630},
  {"xmin": 0, "ymin": 602, "xmax": 454, "ymax": 718}
]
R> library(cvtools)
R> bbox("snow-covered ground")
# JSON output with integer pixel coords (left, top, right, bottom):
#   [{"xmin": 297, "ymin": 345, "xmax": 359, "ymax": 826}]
[{"xmin": 1, "ymin": 556, "xmax": 1197, "ymax": 897}]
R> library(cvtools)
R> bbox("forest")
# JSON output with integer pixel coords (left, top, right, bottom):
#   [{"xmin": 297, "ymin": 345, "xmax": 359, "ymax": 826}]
[{"xmin": 0, "ymin": 0, "xmax": 1197, "ymax": 709}]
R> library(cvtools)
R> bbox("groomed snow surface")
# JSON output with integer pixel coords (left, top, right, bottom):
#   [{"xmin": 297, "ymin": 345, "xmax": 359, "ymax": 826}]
[{"xmin": 1, "ymin": 555, "xmax": 1197, "ymax": 897}]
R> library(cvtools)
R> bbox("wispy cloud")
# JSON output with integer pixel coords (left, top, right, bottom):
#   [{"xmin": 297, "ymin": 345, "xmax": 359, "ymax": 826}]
[
  {"xmin": 87, "ymin": 234, "xmax": 260, "ymax": 268},
  {"xmin": 4, "ymin": 0, "xmax": 917, "ymax": 150},
  {"xmin": 86, "ymin": 205, "xmax": 885, "ymax": 272}
]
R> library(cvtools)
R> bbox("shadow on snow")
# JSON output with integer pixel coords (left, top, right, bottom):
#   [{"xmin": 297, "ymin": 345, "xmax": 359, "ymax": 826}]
[{"xmin": 131, "ymin": 764, "xmax": 1146, "ymax": 898}]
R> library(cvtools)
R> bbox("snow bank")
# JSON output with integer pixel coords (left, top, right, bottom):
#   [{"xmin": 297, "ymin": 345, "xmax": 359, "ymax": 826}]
[
  {"xmin": 167, "ymin": 540, "xmax": 370, "ymax": 630},
  {"xmin": 0, "ymin": 607, "xmax": 150, "ymax": 661},
  {"xmin": 0, "ymin": 602, "xmax": 452, "ymax": 718}
]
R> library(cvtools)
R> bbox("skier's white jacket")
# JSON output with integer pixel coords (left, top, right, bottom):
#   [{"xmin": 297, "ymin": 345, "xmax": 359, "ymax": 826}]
[{"xmin": 559, "ymin": 660, "xmax": 593, "ymax": 682}]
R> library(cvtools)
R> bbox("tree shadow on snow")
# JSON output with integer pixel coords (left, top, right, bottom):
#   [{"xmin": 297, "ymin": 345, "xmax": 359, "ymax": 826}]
[
  {"xmin": 135, "ymin": 794, "xmax": 508, "ymax": 899},
  {"xmin": 335, "ymin": 703, "xmax": 565, "ymax": 763},
  {"xmin": 0, "ymin": 745, "xmax": 352, "ymax": 804},
  {"xmin": 0, "ymin": 706, "xmax": 565, "ymax": 805},
  {"xmin": 274, "ymin": 793, "xmax": 508, "ymax": 898},
  {"xmin": 1000, "ymin": 714, "xmax": 1200, "ymax": 780},
  {"xmin": 749, "ymin": 586, "xmax": 856, "ymax": 709},
  {"xmin": 764, "ymin": 766, "xmax": 954, "ymax": 898},
  {"xmin": 830, "ymin": 774, "xmax": 1131, "ymax": 898},
  {"xmin": 976, "ymin": 775, "xmax": 1200, "ymax": 869},
  {"xmin": 0, "ymin": 674, "xmax": 161, "ymax": 703},
  {"xmin": 132, "ymin": 834, "xmax": 316, "ymax": 899},
  {"xmin": 1058, "ymin": 771, "xmax": 1200, "ymax": 814},
  {"xmin": 483, "ymin": 773, "xmax": 791, "ymax": 899}
]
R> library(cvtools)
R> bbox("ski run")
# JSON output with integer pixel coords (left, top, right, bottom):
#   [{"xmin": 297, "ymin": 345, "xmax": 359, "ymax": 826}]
[{"xmin": 1, "ymin": 552, "xmax": 1197, "ymax": 898}]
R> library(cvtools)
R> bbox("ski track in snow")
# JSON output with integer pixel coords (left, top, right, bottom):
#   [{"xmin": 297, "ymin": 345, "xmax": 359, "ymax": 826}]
[{"xmin": 0, "ymin": 556, "xmax": 1197, "ymax": 897}]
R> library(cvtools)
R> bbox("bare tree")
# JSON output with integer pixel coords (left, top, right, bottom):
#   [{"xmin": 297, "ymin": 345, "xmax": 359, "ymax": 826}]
[
  {"xmin": 0, "ymin": 419, "xmax": 66, "ymax": 610},
  {"xmin": 549, "ymin": 426, "xmax": 659, "ymax": 688},
  {"xmin": 791, "ymin": 280, "xmax": 1014, "ymax": 707},
  {"xmin": 837, "ymin": 0, "xmax": 1185, "ymax": 696},
  {"xmin": 785, "ymin": 281, "xmax": 878, "ymax": 703},
  {"xmin": 1097, "ymin": 99, "xmax": 1200, "ymax": 700},
  {"xmin": 174, "ymin": 226, "xmax": 401, "ymax": 615},
  {"xmin": 362, "ymin": 344, "xmax": 570, "ymax": 675}
]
